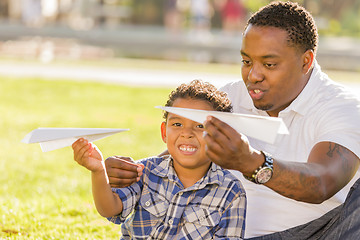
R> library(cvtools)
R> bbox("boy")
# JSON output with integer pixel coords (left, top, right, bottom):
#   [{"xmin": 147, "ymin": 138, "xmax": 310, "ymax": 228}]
[{"xmin": 72, "ymin": 79, "xmax": 246, "ymax": 239}]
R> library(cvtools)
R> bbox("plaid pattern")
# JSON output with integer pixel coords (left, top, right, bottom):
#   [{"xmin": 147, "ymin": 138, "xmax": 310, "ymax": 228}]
[{"xmin": 108, "ymin": 156, "xmax": 246, "ymax": 240}]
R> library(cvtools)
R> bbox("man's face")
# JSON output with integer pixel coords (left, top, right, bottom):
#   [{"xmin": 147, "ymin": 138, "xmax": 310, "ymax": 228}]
[{"xmin": 241, "ymin": 25, "xmax": 310, "ymax": 117}]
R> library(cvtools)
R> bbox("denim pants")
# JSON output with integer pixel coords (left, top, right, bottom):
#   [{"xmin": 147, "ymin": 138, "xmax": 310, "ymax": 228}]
[{"xmin": 248, "ymin": 177, "xmax": 360, "ymax": 240}]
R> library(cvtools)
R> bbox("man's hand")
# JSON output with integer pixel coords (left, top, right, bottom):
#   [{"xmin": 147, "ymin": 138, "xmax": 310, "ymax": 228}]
[
  {"xmin": 203, "ymin": 116, "xmax": 264, "ymax": 176},
  {"xmin": 105, "ymin": 156, "xmax": 144, "ymax": 188}
]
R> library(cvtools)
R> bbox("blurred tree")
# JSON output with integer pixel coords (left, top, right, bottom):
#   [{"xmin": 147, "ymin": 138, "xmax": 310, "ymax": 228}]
[
  {"xmin": 130, "ymin": 0, "xmax": 163, "ymax": 25},
  {"xmin": 317, "ymin": 0, "xmax": 358, "ymax": 20}
]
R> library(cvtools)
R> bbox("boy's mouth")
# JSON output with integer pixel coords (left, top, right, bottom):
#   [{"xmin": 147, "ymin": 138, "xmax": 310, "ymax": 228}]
[{"xmin": 179, "ymin": 144, "xmax": 197, "ymax": 154}]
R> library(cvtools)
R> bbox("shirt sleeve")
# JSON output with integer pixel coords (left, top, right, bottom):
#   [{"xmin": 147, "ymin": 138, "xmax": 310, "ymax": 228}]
[
  {"xmin": 314, "ymin": 95, "xmax": 360, "ymax": 159},
  {"xmin": 107, "ymin": 158, "xmax": 150, "ymax": 224},
  {"xmin": 107, "ymin": 181, "xmax": 143, "ymax": 224},
  {"xmin": 214, "ymin": 185, "xmax": 247, "ymax": 239}
]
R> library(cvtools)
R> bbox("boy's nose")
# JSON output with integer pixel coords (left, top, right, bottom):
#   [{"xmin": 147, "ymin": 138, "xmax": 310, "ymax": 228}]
[{"xmin": 181, "ymin": 128, "xmax": 194, "ymax": 138}]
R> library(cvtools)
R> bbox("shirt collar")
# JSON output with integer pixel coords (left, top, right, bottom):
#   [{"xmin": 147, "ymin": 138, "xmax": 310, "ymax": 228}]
[
  {"xmin": 280, "ymin": 60, "xmax": 323, "ymax": 116},
  {"xmin": 152, "ymin": 155, "xmax": 224, "ymax": 188}
]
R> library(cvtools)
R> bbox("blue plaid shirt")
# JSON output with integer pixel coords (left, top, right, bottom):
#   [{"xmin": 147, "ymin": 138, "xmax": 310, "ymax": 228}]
[{"xmin": 108, "ymin": 156, "xmax": 246, "ymax": 239}]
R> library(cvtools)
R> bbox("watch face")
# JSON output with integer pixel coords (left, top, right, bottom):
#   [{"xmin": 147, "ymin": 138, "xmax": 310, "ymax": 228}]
[{"xmin": 256, "ymin": 167, "xmax": 273, "ymax": 184}]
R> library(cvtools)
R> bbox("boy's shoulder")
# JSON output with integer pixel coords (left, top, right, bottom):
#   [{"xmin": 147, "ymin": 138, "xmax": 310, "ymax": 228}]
[
  {"xmin": 219, "ymin": 168, "xmax": 246, "ymax": 193},
  {"xmin": 137, "ymin": 155, "xmax": 171, "ymax": 171}
]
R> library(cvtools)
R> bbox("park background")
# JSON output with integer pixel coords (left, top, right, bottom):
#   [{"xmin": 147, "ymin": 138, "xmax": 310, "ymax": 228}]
[{"xmin": 1, "ymin": 0, "xmax": 359, "ymax": 239}]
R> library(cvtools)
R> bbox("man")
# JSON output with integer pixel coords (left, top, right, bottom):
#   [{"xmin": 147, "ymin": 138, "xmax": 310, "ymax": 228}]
[{"xmin": 105, "ymin": 2, "xmax": 360, "ymax": 239}]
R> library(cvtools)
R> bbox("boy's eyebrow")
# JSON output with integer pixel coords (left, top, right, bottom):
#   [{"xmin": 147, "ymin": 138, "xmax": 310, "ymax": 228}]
[{"xmin": 167, "ymin": 115, "xmax": 182, "ymax": 121}]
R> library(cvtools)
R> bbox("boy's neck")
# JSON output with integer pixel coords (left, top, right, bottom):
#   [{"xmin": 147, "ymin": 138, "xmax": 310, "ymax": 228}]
[{"xmin": 174, "ymin": 162, "xmax": 212, "ymax": 189}]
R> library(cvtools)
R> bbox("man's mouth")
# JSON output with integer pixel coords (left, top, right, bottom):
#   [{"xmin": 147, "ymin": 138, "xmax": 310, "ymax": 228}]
[{"xmin": 249, "ymin": 89, "xmax": 265, "ymax": 100}]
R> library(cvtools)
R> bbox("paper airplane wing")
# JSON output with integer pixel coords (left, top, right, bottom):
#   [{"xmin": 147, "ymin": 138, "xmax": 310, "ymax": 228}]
[
  {"xmin": 22, "ymin": 128, "xmax": 129, "ymax": 152},
  {"xmin": 156, "ymin": 106, "xmax": 288, "ymax": 144}
]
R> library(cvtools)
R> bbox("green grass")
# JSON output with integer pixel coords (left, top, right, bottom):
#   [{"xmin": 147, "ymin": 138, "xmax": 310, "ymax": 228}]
[
  {"xmin": 0, "ymin": 76, "xmax": 171, "ymax": 239},
  {"xmin": 0, "ymin": 58, "xmax": 358, "ymax": 239}
]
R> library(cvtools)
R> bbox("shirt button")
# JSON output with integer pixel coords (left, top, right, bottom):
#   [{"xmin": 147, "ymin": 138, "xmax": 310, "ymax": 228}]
[
  {"xmin": 145, "ymin": 201, "xmax": 151, "ymax": 207},
  {"xmin": 168, "ymin": 219, "xmax": 174, "ymax": 224},
  {"xmin": 199, "ymin": 216, "xmax": 205, "ymax": 222},
  {"xmin": 178, "ymin": 192, "xmax": 183, "ymax": 196}
]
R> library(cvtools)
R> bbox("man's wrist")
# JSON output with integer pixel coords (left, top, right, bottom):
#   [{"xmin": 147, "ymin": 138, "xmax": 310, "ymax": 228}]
[{"xmin": 244, "ymin": 151, "xmax": 274, "ymax": 184}]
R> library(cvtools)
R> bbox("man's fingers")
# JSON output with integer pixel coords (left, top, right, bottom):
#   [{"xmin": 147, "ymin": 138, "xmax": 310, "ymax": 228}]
[
  {"xmin": 205, "ymin": 116, "xmax": 238, "ymax": 139},
  {"xmin": 114, "ymin": 156, "xmax": 135, "ymax": 163},
  {"xmin": 108, "ymin": 176, "xmax": 138, "ymax": 187},
  {"xmin": 105, "ymin": 157, "xmax": 139, "ymax": 170}
]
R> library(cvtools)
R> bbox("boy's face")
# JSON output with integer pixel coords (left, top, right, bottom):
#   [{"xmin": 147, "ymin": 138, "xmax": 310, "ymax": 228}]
[{"xmin": 161, "ymin": 98, "xmax": 214, "ymax": 172}]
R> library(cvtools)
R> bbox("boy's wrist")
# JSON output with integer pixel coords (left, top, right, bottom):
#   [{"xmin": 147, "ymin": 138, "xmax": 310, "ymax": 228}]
[{"xmin": 89, "ymin": 161, "xmax": 107, "ymax": 174}]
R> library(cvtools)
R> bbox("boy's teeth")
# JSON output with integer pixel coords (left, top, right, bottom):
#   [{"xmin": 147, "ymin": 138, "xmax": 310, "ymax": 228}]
[
  {"xmin": 254, "ymin": 89, "xmax": 260, "ymax": 94},
  {"xmin": 180, "ymin": 145, "xmax": 196, "ymax": 152}
]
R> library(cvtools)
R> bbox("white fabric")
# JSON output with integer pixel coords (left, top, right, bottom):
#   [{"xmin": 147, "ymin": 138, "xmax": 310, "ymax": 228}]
[{"xmin": 220, "ymin": 61, "xmax": 360, "ymax": 238}]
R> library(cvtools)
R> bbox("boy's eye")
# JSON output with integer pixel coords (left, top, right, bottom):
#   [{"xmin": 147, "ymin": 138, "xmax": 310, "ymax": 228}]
[
  {"xmin": 196, "ymin": 124, "xmax": 204, "ymax": 129},
  {"xmin": 172, "ymin": 123, "xmax": 182, "ymax": 127}
]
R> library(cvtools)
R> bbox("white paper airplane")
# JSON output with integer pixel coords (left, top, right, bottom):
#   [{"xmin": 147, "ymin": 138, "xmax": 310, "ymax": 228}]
[
  {"xmin": 21, "ymin": 128, "xmax": 129, "ymax": 152},
  {"xmin": 156, "ymin": 106, "xmax": 288, "ymax": 144}
]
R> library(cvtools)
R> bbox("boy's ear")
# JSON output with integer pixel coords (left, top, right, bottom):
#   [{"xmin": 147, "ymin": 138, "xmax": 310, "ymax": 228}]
[{"xmin": 160, "ymin": 122, "xmax": 167, "ymax": 143}]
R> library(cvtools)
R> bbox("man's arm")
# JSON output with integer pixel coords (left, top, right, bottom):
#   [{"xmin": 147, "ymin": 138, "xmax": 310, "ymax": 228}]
[{"xmin": 204, "ymin": 116, "xmax": 359, "ymax": 203}]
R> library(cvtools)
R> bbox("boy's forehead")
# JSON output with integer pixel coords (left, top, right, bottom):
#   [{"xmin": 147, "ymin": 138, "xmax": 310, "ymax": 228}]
[{"xmin": 171, "ymin": 98, "xmax": 215, "ymax": 111}]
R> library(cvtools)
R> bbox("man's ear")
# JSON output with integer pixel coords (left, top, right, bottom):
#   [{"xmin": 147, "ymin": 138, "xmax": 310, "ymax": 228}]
[
  {"xmin": 302, "ymin": 49, "xmax": 314, "ymax": 74},
  {"xmin": 161, "ymin": 122, "xmax": 167, "ymax": 143}
]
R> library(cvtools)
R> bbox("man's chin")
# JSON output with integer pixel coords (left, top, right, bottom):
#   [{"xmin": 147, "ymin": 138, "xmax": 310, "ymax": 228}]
[{"xmin": 254, "ymin": 104, "xmax": 273, "ymax": 111}]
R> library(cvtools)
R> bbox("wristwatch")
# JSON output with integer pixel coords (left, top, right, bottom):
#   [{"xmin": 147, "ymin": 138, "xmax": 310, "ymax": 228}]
[{"xmin": 244, "ymin": 151, "xmax": 273, "ymax": 184}]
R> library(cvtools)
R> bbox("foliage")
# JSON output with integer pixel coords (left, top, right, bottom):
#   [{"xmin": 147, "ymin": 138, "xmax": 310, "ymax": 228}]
[{"xmin": 0, "ymin": 77, "xmax": 170, "ymax": 239}]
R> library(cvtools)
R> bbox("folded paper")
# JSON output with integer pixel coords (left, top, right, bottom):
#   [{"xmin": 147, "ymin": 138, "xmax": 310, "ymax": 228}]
[
  {"xmin": 22, "ymin": 128, "xmax": 129, "ymax": 152},
  {"xmin": 156, "ymin": 106, "xmax": 288, "ymax": 144}
]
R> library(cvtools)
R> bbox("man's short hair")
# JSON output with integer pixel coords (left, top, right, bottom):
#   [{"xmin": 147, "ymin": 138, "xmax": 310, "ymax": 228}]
[
  {"xmin": 246, "ymin": 1, "xmax": 318, "ymax": 53},
  {"xmin": 163, "ymin": 79, "xmax": 232, "ymax": 120}
]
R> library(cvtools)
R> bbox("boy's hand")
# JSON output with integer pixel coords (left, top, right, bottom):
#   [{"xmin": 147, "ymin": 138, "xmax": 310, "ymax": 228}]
[{"xmin": 72, "ymin": 138, "xmax": 104, "ymax": 172}]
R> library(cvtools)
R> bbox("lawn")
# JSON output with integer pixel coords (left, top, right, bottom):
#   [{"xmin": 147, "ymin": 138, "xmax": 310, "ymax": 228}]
[
  {"xmin": 0, "ymin": 76, "xmax": 171, "ymax": 239},
  {"xmin": 0, "ymin": 58, "xmax": 358, "ymax": 239}
]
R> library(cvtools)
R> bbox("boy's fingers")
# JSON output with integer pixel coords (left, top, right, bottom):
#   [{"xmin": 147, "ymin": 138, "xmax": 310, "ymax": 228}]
[{"xmin": 74, "ymin": 139, "xmax": 90, "ymax": 163}]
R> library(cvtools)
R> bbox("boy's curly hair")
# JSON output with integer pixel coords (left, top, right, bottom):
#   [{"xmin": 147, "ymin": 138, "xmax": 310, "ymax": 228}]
[
  {"xmin": 246, "ymin": 1, "xmax": 318, "ymax": 53},
  {"xmin": 163, "ymin": 79, "xmax": 232, "ymax": 120}
]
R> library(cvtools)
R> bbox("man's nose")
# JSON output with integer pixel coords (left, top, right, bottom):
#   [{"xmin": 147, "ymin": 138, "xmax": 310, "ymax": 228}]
[{"xmin": 248, "ymin": 64, "xmax": 264, "ymax": 83}]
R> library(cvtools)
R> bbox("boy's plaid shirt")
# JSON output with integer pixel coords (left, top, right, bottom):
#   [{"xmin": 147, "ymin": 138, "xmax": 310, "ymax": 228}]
[{"xmin": 108, "ymin": 156, "xmax": 246, "ymax": 239}]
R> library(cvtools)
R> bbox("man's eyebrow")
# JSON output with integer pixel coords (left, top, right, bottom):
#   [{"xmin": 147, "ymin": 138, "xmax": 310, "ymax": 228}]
[
  {"xmin": 240, "ymin": 51, "xmax": 280, "ymax": 59},
  {"xmin": 240, "ymin": 51, "xmax": 249, "ymax": 57},
  {"xmin": 261, "ymin": 54, "xmax": 280, "ymax": 59}
]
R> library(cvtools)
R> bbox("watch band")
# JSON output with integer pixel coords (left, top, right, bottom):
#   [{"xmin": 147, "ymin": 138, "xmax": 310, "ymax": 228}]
[{"xmin": 244, "ymin": 151, "xmax": 273, "ymax": 184}]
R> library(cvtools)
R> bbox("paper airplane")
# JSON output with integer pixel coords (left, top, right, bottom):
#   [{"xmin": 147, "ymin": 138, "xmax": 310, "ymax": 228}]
[
  {"xmin": 22, "ymin": 128, "xmax": 129, "ymax": 152},
  {"xmin": 156, "ymin": 106, "xmax": 288, "ymax": 144}
]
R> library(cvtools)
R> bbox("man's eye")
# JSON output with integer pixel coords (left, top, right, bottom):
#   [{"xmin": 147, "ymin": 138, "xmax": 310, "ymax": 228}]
[
  {"xmin": 242, "ymin": 60, "xmax": 251, "ymax": 66},
  {"xmin": 264, "ymin": 63, "xmax": 276, "ymax": 68},
  {"xmin": 197, "ymin": 124, "xmax": 204, "ymax": 129}
]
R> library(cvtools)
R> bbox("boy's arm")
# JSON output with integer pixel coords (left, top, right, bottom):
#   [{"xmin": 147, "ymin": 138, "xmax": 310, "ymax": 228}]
[
  {"xmin": 72, "ymin": 138, "xmax": 123, "ymax": 218},
  {"xmin": 91, "ymin": 162, "xmax": 123, "ymax": 218}
]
